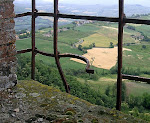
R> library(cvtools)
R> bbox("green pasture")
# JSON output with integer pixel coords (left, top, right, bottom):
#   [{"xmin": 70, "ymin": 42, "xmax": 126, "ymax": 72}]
[
  {"xmin": 123, "ymin": 44, "xmax": 150, "ymax": 73},
  {"xmin": 81, "ymin": 25, "xmax": 139, "ymax": 47},
  {"xmin": 33, "ymin": 22, "xmax": 141, "ymax": 48},
  {"xmin": 135, "ymin": 25, "xmax": 150, "ymax": 37},
  {"xmin": 74, "ymin": 24, "xmax": 100, "ymax": 32},
  {"xmin": 139, "ymin": 14, "xmax": 150, "ymax": 20},
  {"xmin": 81, "ymin": 33, "xmax": 117, "ymax": 47},
  {"xmin": 77, "ymin": 75, "xmax": 150, "ymax": 97},
  {"xmin": 125, "ymin": 80, "xmax": 150, "ymax": 96}
]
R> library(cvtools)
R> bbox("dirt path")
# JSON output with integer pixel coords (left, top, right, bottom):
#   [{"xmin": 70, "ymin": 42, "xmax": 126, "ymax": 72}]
[
  {"xmin": 72, "ymin": 39, "xmax": 84, "ymax": 48},
  {"xmin": 101, "ymin": 26, "xmax": 118, "ymax": 31},
  {"xmin": 71, "ymin": 47, "xmax": 132, "ymax": 69}
]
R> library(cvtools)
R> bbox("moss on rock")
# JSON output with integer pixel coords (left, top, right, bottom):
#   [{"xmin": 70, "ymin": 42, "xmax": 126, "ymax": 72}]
[{"xmin": 0, "ymin": 80, "xmax": 147, "ymax": 122}]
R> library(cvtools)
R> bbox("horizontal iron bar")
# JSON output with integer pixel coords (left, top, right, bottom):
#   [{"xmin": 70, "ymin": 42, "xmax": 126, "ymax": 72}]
[
  {"xmin": 35, "ymin": 49, "xmax": 94, "ymax": 74},
  {"xmin": 122, "ymin": 74, "xmax": 150, "ymax": 83},
  {"xmin": 17, "ymin": 48, "xmax": 32, "ymax": 54},
  {"xmin": 15, "ymin": 12, "xmax": 150, "ymax": 25},
  {"xmin": 35, "ymin": 49, "xmax": 55, "ymax": 57},
  {"xmin": 59, "ymin": 53, "xmax": 94, "ymax": 74},
  {"xmin": 36, "ymin": 12, "xmax": 54, "ymax": 17},
  {"xmin": 15, "ymin": 12, "xmax": 32, "ymax": 18},
  {"xmin": 58, "ymin": 14, "xmax": 119, "ymax": 22},
  {"xmin": 124, "ymin": 18, "xmax": 150, "ymax": 25}
]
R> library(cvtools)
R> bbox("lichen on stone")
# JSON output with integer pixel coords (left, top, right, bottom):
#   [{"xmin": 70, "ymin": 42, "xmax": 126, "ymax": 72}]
[{"xmin": 0, "ymin": 80, "xmax": 147, "ymax": 123}]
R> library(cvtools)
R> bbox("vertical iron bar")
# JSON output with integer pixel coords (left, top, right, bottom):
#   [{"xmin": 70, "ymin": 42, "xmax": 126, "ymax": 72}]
[
  {"xmin": 116, "ymin": 0, "xmax": 124, "ymax": 111},
  {"xmin": 31, "ymin": 0, "xmax": 36, "ymax": 80},
  {"xmin": 54, "ymin": 0, "xmax": 70, "ymax": 93}
]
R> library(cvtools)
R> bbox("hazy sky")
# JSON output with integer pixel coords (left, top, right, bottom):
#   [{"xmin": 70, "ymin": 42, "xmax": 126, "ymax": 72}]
[{"xmin": 15, "ymin": 0, "xmax": 150, "ymax": 7}]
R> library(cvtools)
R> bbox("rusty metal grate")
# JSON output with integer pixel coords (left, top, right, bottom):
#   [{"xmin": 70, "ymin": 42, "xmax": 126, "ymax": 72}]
[{"xmin": 15, "ymin": 0, "xmax": 150, "ymax": 111}]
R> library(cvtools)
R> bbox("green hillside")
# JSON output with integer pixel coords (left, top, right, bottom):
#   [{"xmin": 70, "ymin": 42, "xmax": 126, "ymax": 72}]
[{"xmin": 16, "ymin": 20, "xmax": 150, "ymax": 73}]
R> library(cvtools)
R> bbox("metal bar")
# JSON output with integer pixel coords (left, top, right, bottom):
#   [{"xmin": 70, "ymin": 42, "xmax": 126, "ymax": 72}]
[
  {"xmin": 124, "ymin": 18, "xmax": 150, "ymax": 25},
  {"xmin": 36, "ymin": 12, "xmax": 118, "ymax": 22},
  {"xmin": 58, "ymin": 14, "xmax": 119, "ymax": 22},
  {"xmin": 36, "ymin": 12, "xmax": 54, "ymax": 17},
  {"xmin": 58, "ymin": 14, "xmax": 150, "ymax": 25},
  {"xmin": 35, "ymin": 49, "xmax": 94, "ymax": 73},
  {"xmin": 116, "ymin": 0, "xmax": 124, "ymax": 111},
  {"xmin": 54, "ymin": 0, "xmax": 70, "ymax": 93},
  {"xmin": 59, "ymin": 53, "xmax": 94, "ymax": 74},
  {"xmin": 15, "ymin": 11, "xmax": 150, "ymax": 26},
  {"xmin": 31, "ymin": 0, "xmax": 36, "ymax": 80},
  {"xmin": 122, "ymin": 74, "xmax": 150, "ymax": 83},
  {"xmin": 15, "ymin": 12, "xmax": 32, "ymax": 18},
  {"xmin": 17, "ymin": 49, "xmax": 32, "ymax": 54},
  {"xmin": 35, "ymin": 49, "xmax": 55, "ymax": 57}
]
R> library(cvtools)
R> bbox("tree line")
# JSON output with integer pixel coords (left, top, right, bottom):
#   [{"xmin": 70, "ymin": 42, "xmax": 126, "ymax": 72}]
[{"xmin": 17, "ymin": 55, "xmax": 150, "ymax": 121}]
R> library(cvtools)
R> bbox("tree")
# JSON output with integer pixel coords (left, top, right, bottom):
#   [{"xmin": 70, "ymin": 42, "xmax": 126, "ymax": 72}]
[
  {"xmin": 142, "ymin": 45, "xmax": 146, "ymax": 49},
  {"xmin": 109, "ymin": 42, "xmax": 114, "ymax": 48},
  {"xmin": 143, "ymin": 93, "xmax": 150, "ymax": 109},
  {"xmin": 122, "ymin": 82, "xmax": 126, "ymax": 101},
  {"xmin": 105, "ymin": 85, "xmax": 111, "ymax": 96},
  {"xmin": 89, "ymin": 44, "xmax": 93, "ymax": 49},
  {"xmin": 127, "ymin": 25, "xmax": 135, "ymax": 30},
  {"xmin": 78, "ymin": 45, "xmax": 82, "ymax": 51},
  {"xmin": 92, "ymin": 43, "xmax": 96, "ymax": 47}
]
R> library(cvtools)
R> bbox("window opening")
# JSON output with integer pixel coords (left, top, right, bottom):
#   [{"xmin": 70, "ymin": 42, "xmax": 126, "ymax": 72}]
[{"xmin": 15, "ymin": 0, "xmax": 150, "ymax": 111}]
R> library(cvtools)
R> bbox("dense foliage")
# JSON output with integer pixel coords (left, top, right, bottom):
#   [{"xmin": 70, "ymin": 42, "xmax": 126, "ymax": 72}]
[
  {"xmin": 17, "ymin": 55, "xmax": 150, "ymax": 121},
  {"xmin": 17, "ymin": 55, "xmax": 116, "ymax": 108}
]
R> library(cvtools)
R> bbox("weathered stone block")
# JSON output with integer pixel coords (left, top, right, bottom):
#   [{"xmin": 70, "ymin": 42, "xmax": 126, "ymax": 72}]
[
  {"xmin": 0, "ymin": 0, "xmax": 17, "ymax": 91},
  {"xmin": 0, "ymin": 18, "xmax": 15, "ymax": 31},
  {"xmin": 0, "ymin": 57, "xmax": 17, "ymax": 76},
  {"xmin": 0, "ymin": 74, "xmax": 17, "ymax": 91},
  {"xmin": 0, "ymin": 44, "xmax": 16, "ymax": 59},
  {"xmin": 0, "ymin": 56, "xmax": 17, "ymax": 63},
  {"xmin": 0, "ymin": 1, "xmax": 15, "ymax": 19},
  {"xmin": 0, "ymin": 30, "xmax": 16, "ymax": 45},
  {"xmin": 0, "ymin": 57, "xmax": 17, "ymax": 91}
]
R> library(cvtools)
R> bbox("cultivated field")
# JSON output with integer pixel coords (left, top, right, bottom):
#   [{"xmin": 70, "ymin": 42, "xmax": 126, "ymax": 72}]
[
  {"xmin": 81, "ymin": 33, "xmax": 117, "ymax": 47},
  {"xmin": 81, "ymin": 26, "xmax": 139, "ymax": 47},
  {"xmin": 71, "ymin": 47, "xmax": 132, "ymax": 69}
]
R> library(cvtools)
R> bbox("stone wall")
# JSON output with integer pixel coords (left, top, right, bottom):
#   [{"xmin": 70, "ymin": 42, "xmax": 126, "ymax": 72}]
[{"xmin": 0, "ymin": 0, "xmax": 17, "ymax": 91}]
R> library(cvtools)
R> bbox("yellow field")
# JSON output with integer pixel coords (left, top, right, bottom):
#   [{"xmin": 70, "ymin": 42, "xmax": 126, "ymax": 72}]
[{"xmin": 71, "ymin": 47, "xmax": 132, "ymax": 70}]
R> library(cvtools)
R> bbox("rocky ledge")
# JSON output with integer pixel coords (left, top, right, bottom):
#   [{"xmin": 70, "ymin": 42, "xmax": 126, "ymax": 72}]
[{"xmin": 0, "ymin": 80, "xmax": 147, "ymax": 123}]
